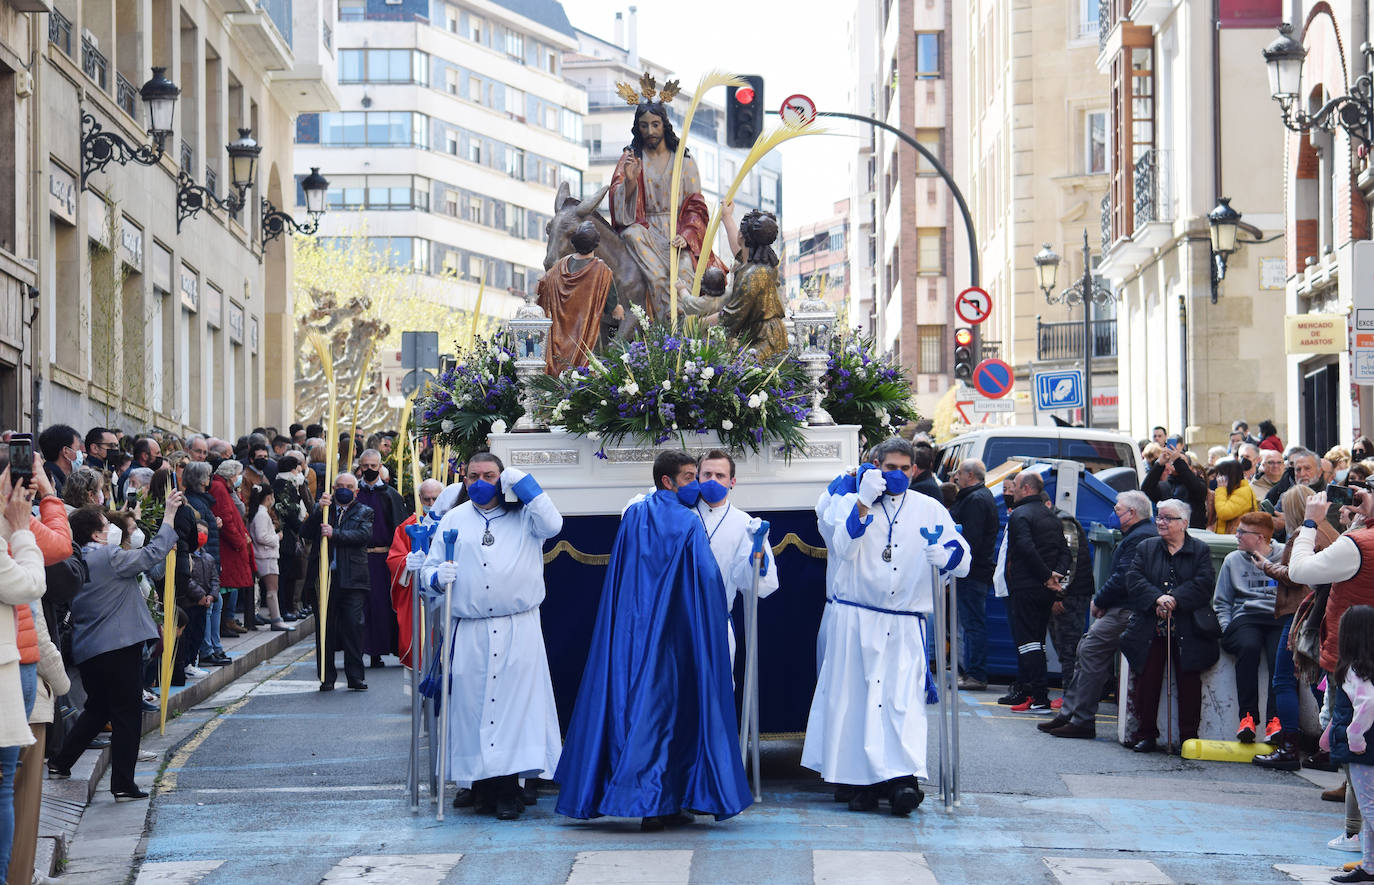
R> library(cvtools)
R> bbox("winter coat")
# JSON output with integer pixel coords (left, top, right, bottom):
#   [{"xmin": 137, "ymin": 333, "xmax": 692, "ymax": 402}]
[
  {"xmin": 71, "ymin": 523, "xmax": 177, "ymax": 665},
  {"xmin": 1322, "ymin": 528, "xmax": 1374, "ymax": 672},
  {"xmin": 949, "ymin": 483, "xmax": 999, "ymax": 585},
  {"xmin": 0, "ymin": 529, "xmax": 44, "ymax": 746},
  {"xmin": 249, "ymin": 506, "xmax": 281, "ymax": 577},
  {"xmin": 28, "ymin": 601, "xmax": 69, "ymax": 726},
  {"xmin": 1256, "ymin": 522, "xmax": 1339, "ymax": 619},
  {"xmin": 1092, "ymin": 518, "xmax": 1158, "ymax": 611},
  {"xmin": 1212, "ymin": 479, "xmax": 1258, "ymax": 535},
  {"xmin": 1003, "ymin": 495, "xmax": 1071, "ymax": 596},
  {"xmin": 211, "ymin": 475, "xmax": 254, "ymax": 588},
  {"xmin": 301, "ymin": 500, "xmax": 375, "ymax": 591},
  {"xmin": 31, "ymin": 495, "xmax": 74, "ymax": 566},
  {"xmin": 186, "ymin": 549, "xmax": 220, "ymax": 607},
  {"xmin": 1142, "ymin": 461, "xmax": 1208, "ymax": 530},
  {"xmin": 272, "ymin": 474, "xmax": 308, "ymax": 583},
  {"xmin": 1121, "ymin": 534, "xmax": 1220, "ymax": 674},
  {"xmin": 185, "ymin": 488, "xmax": 220, "ymax": 561}
]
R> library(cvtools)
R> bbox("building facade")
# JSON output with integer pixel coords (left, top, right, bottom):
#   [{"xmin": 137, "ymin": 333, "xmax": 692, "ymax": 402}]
[
  {"xmin": 961, "ymin": 0, "xmax": 1115, "ymax": 429},
  {"xmin": 36, "ymin": 0, "xmax": 336, "ymax": 437},
  {"xmin": 562, "ymin": 11, "xmax": 782, "ymax": 268},
  {"xmin": 857, "ymin": 0, "xmax": 969, "ymax": 420},
  {"xmin": 293, "ymin": 0, "xmax": 588, "ymax": 324},
  {"xmin": 781, "ymin": 199, "xmax": 850, "ymax": 315},
  {"xmin": 1096, "ymin": 0, "xmax": 1287, "ymax": 446}
]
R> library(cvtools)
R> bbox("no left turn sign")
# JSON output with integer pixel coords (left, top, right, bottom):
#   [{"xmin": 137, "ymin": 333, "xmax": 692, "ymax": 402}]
[{"xmin": 955, "ymin": 287, "xmax": 992, "ymax": 325}]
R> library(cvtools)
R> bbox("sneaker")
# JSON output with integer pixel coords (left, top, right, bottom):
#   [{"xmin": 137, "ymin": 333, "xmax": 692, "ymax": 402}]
[
  {"xmin": 1237, "ymin": 713, "xmax": 1257, "ymax": 743},
  {"xmin": 1330, "ymin": 833, "xmax": 1363, "ymax": 853},
  {"xmin": 138, "ymin": 750, "xmax": 157, "ymax": 762},
  {"xmin": 957, "ymin": 676, "xmax": 988, "ymax": 691},
  {"xmin": 1012, "ymin": 697, "xmax": 1052, "ymax": 713},
  {"xmin": 184, "ymin": 665, "xmax": 210, "ymax": 678},
  {"xmin": 1050, "ymin": 697, "xmax": 1064, "ymax": 710},
  {"xmin": 997, "ymin": 690, "xmax": 1029, "ymax": 706},
  {"xmin": 1331, "ymin": 866, "xmax": 1374, "ymax": 883},
  {"xmin": 1264, "ymin": 716, "xmax": 1282, "ymax": 740}
]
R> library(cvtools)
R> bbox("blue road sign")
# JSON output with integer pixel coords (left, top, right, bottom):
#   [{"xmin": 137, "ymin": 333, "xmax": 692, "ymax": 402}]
[
  {"xmin": 972, "ymin": 358, "xmax": 1014, "ymax": 399},
  {"xmin": 1035, "ymin": 369, "xmax": 1084, "ymax": 411}
]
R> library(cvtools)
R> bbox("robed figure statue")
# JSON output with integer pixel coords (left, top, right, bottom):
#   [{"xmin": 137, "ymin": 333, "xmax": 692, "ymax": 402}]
[{"xmin": 536, "ymin": 220, "xmax": 623, "ymax": 374}]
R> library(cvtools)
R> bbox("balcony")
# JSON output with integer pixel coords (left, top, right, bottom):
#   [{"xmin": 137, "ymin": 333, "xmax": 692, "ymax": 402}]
[
  {"xmin": 1100, "ymin": 193, "xmax": 1112, "ymax": 251},
  {"xmin": 228, "ymin": 0, "xmax": 293, "ymax": 72},
  {"xmin": 1131, "ymin": 148, "xmax": 1173, "ymax": 249},
  {"xmin": 1037, "ymin": 318, "xmax": 1117, "ymax": 362},
  {"xmin": 205, "ymin": 166, "xmax": 217, "ymax": 198},
  {"xmin": 48, "ymin": 8, "xmax": 71, "ymax": 54},
  {"xmin": 981, "ymin": 340, "xmax": 1001, "ymax": 361},
  {"xmin": 115, "ymin": 72, "xmax": 137, "ymax": 118},
  {"xmin": 81, "ymin": 36, "xmax": 108, "ymax": 91},
  {"xmin": 264, "ymin": 0, "xmax": 342, "ymax": 113},
  {"xmin": 258, "ymin": 0, "xmax": 292, "ymax": 47},
  {"xmin": 179, "ymin": 139, "xmax": 193, "ymax": 174}
]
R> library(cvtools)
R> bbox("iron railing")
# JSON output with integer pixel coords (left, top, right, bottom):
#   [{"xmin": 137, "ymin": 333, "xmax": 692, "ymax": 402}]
[
  {"xmin": 81, "ymin": 36, "xmax": 108, "ymax": 91},
  {"xmin": 258, "ymin": 0, "xmax": 293, "ymax": 48},
  {"xmin": 179, "ymin": 139, "xmax": 193, "ymax": 173},
  {"xmin": 1099, "ymin": 0, "xmax": 1113, "ymax": 52},
  {"xmin": 115, "ymin": 72, "xmax": 137, "ymax": 117},
  {"xmin": 981, "ymin": 340, "xmax": 1001, "ymax": 361},
  {"xmin": 1037, "ymin": 318, "xmax": 1117, "ymax": 361},
  {"xmin": 49, "ymin": 8, "xmax": 72, "ymax": 55},
  {"xmin": 1100, "ymin": 192, "xmax": 1112, "ymax": 250},
  {"xmin": 1132, "ymin": 148, "xmax": 1172, "ymax": 229},
  {"xmin": 205, "ymin": 166, "xmax": 217, "ymax": 197}
]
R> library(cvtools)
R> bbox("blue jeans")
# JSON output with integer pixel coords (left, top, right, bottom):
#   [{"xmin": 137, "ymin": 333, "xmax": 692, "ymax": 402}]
[
  {"xmin": 1271, "ymin": 614, "xmax": 1300, "ymax": 733},
  {"xmin": 201, "ymin": 597, "xmax": 224, "ymax": 657},
  {"xmin": 956, "ymin": 579, "xmax": 989, "ymax": 683},
  {"xmin": 1, "ymin": 661, "xmax": 39, "ymax": 877}
]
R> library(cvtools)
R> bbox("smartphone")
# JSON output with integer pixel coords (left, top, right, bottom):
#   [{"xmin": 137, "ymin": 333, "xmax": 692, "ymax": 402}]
[
  {"xmin": 1166, "ymin": 436, "xmax": 1181, "ymax": 450},
  {"xmin": 7, "ymin": 433, "xmax": 32, "ymax": 486},
  {"xmin": 1328, "ymin": 485, "xmax": 1354, "ymax": 507}
]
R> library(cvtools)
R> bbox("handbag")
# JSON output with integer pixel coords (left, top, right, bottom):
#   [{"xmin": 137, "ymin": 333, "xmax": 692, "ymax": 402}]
[{"xmin": 1191, "ymin": 605, "xmax": 1223, "ymax": 639}]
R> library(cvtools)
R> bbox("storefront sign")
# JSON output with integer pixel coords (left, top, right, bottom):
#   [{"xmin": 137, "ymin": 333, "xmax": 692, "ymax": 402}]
[
  {"xmin": 179, "ymin": 265, "xmax": 198, "ymax": 312},
  {"xmin": 120, "ymin": 218, "xmax": 143, "ymax": 272},
  {"xmin": 1284, "ymin": 313, "xmax": 1347, "ymax": 354},
  {"xmin": 228, "ymin": 301, "xmax": 244, "ymax": 344},
  {"xmin": 48, "ymin": 165, "xmax": 77, "ymax": 224},
  {"xmin": 1260, "ymin": 257, "xmax": 1286, "ymax": 290}
]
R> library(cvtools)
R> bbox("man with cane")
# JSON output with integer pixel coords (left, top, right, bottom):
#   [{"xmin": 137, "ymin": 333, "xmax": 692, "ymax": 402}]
[
  {"xmin": 802, "ymin": 437, "xmax": 970, "ymax": 815},
  {"xmin": 419, "ymin": 454, "xmax": 563, "ymax": 821}
]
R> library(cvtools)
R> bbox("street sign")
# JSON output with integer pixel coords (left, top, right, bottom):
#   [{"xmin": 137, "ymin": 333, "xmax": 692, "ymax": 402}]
[
  {"xmin": 955, "ymin": 287, "xmax": 992, "ymax": 325},
  {"xmin": 779, "ymin": 93, "xmax": 817, "ymax": 126},
  {"xmin": 379, "ymin": 349, "xmax": 405, "ymax": 398},
  {"xmin": 974, "ymin": 399, "xmax": 1014, "ymax": 413},
  {"xmin": 1034, "ymin": 369, "xmax": 1084, "ymax": 411},
  {"xmin": 972, "ymin": 358, "xmax": 1013, "ymax": 399},
  {"xmin": 401, "ymin": 330, "xmax": 439, "ymax": 370},
  {"xmin": 401, "ymin": 369, "xmax": 436, "ymax": 397}
]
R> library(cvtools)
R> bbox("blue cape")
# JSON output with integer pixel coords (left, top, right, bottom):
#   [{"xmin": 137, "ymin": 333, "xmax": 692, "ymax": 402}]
[{"xmin": 554, "ymin": 489, "xmax": 752, "ymax": 820}]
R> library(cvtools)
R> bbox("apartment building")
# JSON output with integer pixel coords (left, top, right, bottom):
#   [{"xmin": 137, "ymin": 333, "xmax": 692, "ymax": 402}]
[{"xmin": 781, "ymin": 199, "xmax": 850, "ymax": 315}]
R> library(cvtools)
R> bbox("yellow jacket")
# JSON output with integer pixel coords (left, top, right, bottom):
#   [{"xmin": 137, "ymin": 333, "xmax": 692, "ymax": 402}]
[{"xmin": 1212, "ymin": 479, "xmax": 1258, "ymax": 535}]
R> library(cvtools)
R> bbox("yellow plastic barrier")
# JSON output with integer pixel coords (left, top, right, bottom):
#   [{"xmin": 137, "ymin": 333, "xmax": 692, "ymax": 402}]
[{"xmin": 1180, "ymin": 738, "xmax": 1275, "ymax": 761}]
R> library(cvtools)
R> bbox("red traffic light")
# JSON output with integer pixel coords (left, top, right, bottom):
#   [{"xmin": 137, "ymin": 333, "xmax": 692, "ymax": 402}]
[
  {"xmin": 954, "ymin": 328, "xmax": 973, "ymax": 347},
  {"xmin": 736, "ymin": 87, "xmax": 755, "ymax": 105}
]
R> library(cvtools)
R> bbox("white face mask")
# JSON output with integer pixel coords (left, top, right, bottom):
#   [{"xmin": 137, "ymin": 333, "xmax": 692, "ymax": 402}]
[
  {"xmin": 288, "ymin": 471, "xmax": 305, "ymax": 485},
  {"xmin": 130, "ymin": 528, "xmax": 146, "ymax": 549},
  {"xmin": 234, "ymin": 475, "xmax": 243, "ymax": 489}
]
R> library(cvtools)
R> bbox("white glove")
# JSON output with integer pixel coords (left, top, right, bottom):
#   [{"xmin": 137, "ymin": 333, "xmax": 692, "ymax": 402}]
[
  {"xmin": 746, "ymin": 516, "xmax": 763, "ymax": 535},
  {"xmin": 858, "ymin": 467, "xmax": 886, "ymax": 507},
  {"xmin": 924, "ymin": 542, "xmax": 949, "ymax": 568},
  {"xmin": 501, "ymin": 466, "xmax": 529, "ymax": 486},
  {"xmin": 405, "ymin": 551, "xmax": 426, "ymax": 572},
  {"xmin": 435, "ymin": 561, "xmax": 458, "ymax": 587}
]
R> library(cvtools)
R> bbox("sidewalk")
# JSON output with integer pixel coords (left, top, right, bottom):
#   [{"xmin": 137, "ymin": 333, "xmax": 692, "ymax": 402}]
[{"xmin": 33, "ymin": 617, "xmax": 315, "ymax": 883}]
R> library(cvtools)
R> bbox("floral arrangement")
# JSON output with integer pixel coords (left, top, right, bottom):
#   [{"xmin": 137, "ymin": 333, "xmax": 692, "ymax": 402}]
[
  {"xmin": 413, "ymin": 332, "xmax": 524, "ymax": 461},
  {"xmin": 820, "ymin": 330, "xmax": 920, "ymax": 447},
  {"xmin": 530, "ymin": 310, "xmax": 812, "ymax": 456}
]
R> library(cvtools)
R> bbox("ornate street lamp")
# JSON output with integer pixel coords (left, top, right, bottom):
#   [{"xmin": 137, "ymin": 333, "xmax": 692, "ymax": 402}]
[
  {"xmin": 507, "ymin": 292, "xmax": 553, "ymax": 432},
  {"xmin": 1263, "ymin": 23, "xmax": 1374, "ymax": 149},
  {"xmin": 1035, "ymin": 231, "xmax": 1113, "ymax": 427},
  {"xmin": 177, "ymin": 128, "xmax": 261, "ymax": 231},
  {"xmin": 262, "ymin": 167, "xmax": 330, "ymax": 248},
  {"xmin": 80, "ymin": 66, "xmax": 180, "ymax": 189}
]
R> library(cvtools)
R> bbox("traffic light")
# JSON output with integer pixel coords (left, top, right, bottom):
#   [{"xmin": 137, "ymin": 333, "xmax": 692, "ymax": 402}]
[
  {"xmin": 953, "ymin": 327, "xmax": 974, "ymax": 380},
  {"xmin": 726, "ymin": 76, "xmax": 764, "ymax": 148}
]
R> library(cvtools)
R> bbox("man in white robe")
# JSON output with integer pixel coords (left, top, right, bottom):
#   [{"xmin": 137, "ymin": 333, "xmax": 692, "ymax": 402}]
[
  {"xmin": 802, "ymin": 437, "xmax": 970, "ymax": 816},
  {"xmin": 418, "ymin": 453, "xmax": 563, "ymax": 821},
  {"xmin": 693, "ymin": 450, "xmax": 778, "ymax": 666}
]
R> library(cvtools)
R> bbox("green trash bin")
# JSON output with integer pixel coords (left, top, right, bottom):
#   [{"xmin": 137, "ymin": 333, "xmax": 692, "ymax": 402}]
[
  {"xmin": 1087, "ymin": 524, "xmax": 1122, "ymax": 594},
  {"xmin": 1187, "ymin": 528, "xmax": 1240, "ymax": 579}
]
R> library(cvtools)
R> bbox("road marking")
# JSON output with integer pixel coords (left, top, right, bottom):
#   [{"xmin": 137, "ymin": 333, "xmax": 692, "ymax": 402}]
[
  {"xmin": 133, "ymin": 860, "xmax": 225, "ymax": 884},
  {"xmin": 1044, "ymin": 857, "xmax": 1173, "ymax": 884},
  {"xmin": 1275, "ymin": 864, "xmax": 1344, "ymax": 884},
  {"xmin": 320, "ymin": 854, "xmax": 464, "ymax": 884},
  {"xmin": 185, "ymin": 784, "xmax": 413, "ymax": 795},
  {"xmin": 813, "ymin": 850, "xmax": 936, "ymax": 883},
  {"xmin": 564, "ymin": 850, "xmax": 692, "ymax": 885}
]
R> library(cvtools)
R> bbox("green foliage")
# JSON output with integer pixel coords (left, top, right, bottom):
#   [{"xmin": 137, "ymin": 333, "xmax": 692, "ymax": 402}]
[
  {"xmin": 412, "ymin": 333, "xmax": 524, "ymax": 463},
  {"xmin": 820, "ymin": 331, "xmax": 920, "ymax": 449}
]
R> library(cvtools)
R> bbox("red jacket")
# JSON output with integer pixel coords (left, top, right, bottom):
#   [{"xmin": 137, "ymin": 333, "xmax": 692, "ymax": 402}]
[
  {"xmin": 211, "ymin": 475, "xmax": 255, "ymax": 588},
  {"xmin": 31, "ymin": 496, "xmax": 73, "ymax": 566}
]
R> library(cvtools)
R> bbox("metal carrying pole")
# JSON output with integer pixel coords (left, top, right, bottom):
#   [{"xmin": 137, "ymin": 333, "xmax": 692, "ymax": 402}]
[
  {"xmin": 739, "ymin": 521, "xmax": 769, "ymax": 802},
  {"xmin": 921, "ymin": 525, "xmax": 951, "ymax": 811},
  {"xmin": 946, "ymin": 572, "xmax": 961, "ymax": 806},
  {"xmin": 404, "ymin": 523, "xmax": 428, "ymax": 813},
  {"xmin": 436, "ymin": 528, "xmax": 459, "ymax": 822}
]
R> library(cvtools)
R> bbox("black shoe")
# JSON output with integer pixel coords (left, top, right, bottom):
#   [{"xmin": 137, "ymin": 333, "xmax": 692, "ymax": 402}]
[
  {"xmin": 521, "ymin": 783, "xmax": 538, "ymax": 806},
  {"xmin": 282, "ymin": 611, "xmax": 302, "ymax": 621},
  {"xmin": 88, "ymin": 737, "xmax": 110, "ymax": 750},
  {"xmin": 113, "ymin": 787, "xmax": 149, "ymax": 802},
  {"xmin": 890, "ymin": 784, "xmax": 923, "ymax": 816},
  {"xmin": 1332, "ymin": 868, "xmax": 1374, "ymax": 883},
  {"xmin": 452, "ymin": 787, "xmax": 474, "ymax": 808},
  {"xmin": 997, "ymin": 690, "xmax": 1029, "ymax": 706},
  {"xmin": 832, "ymin": 784, "xmax": 854, "ymax": 803},
  {"xmin": 319, "ymin": 682, "xmax": 335, "ymax": 691},
  {"xmin": 660, "ymin": 811, "xmax": 693, "ymax": 827},
  {"xmin": 1305, "ymin": 750, "xmax": 1340, "ymax": 772},
  {"xmin": 1038, "ymin": 714, "xmax": 1072, "ymax": 733},
  {"xmin": 495, "ymin": 795, "xmax": 522, "ymax": 821},
  {"xmin": 847, "ymin": 788, "xmax": 879, "ymax": 812},
  {"xmin": 47, "ymin": 763, "xmax": 71, "ymax": 780},
  {"xmin": 207, "ymin": 653, "xmax": 233, "ymax": 666},
  {"xmin": 640, "ymin": 816, "xmax": 665, "ymax": 832},
  {"xmin": 255, "ymin": 614, "xmax": 270, "ymax": 626},
  {"xmin": 1253, "ymin": 734, "xmax": 1303, "ymax": 771},
  {"xmin": 1049, "ymin": 722, "xmax": 1097, "ymax": 740},
  {"xmin": 1131, "ymin": 738, "xmax": 1159, "ymax": 753},
  {"xmin": 370, "ymin": 655, "xmax": 386, "ymax": 669},
  {"xmin": 346, "ymin": 681, "xmax": 368, "ymax": 691}
]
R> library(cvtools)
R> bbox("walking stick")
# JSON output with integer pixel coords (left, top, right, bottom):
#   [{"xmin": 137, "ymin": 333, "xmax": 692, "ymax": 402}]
[
  {"xmin": 436, "ymin": 528, "xmax": 459, "ymax": 822},
  {"xmin": 1165, "ymin": 609, "xmax": 1174, "ymax": 756},
  {"xmin": 404, "ymin": 523, "xmax": 430, "ymax": 813},
  {"xmin": 738, "ymin": 520, "xmax": 770, "ymax": 802},
  {"xmin": 921, "ymin": 526, "xmax": 951, "ymax": 811}
]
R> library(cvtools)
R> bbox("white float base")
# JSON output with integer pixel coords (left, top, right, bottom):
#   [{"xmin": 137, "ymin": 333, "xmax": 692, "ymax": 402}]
[{"xmin": 488, "ymin": 425, "xmax": 862, "ymax": 517}]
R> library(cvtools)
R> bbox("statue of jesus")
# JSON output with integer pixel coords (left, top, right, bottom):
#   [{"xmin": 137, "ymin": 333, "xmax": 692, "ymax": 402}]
[{"xmin": 609, "ymin": 91, "xmax": 725, "ymax": 321}]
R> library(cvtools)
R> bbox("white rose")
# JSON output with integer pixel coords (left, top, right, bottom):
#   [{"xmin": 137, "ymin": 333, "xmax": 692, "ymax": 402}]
[
  {"xmin": 759, "ymin": 391, "xmax": 769, "ymax": 403},
  {"xmin": 441, "ymin": 419, "xmax": 454, "ymax": 432},
  {"xmin": 747, "ymin": 394, "xmax": 761, "ymax": 409},
  {"xmin": 701, "ymin": 366, "xmax": 716, "ymax": 380},
  {"xmin": 588, "ymin": 431, "xmax": 601, "ymax": 440},
  {"xmin": 490, "ymin": 419, "xmax": 508, "ymax": 435},
  {"xmin": 623, "ymin": 382, "xmax": 640, "ymax": 396},
  {"xmin": 661, "ymin": 380, "xmax": 671, "ymax": 390},
  {"xmin": 672, "ymin": 423, "xmax": 679, "ymax": 430},
  {"xmin": 600, "ymin": 399, "xmax": 608, "ymax": 406},
  {"xmin": 496, "ymin": 352, "xmax": 510, "ymax": 362},
  {"xmin": 721, "ymin": 419, "xmax": 734, "ymax": 431},
  {"xmin": 620, "ymin": 353, "xmax": 632, "ymax": 364}
]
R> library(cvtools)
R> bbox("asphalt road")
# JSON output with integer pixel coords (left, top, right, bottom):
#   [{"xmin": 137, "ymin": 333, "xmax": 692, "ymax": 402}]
[{"xmin": 133, "ymin": 646, "xmax": 1346, "ymax": 885}]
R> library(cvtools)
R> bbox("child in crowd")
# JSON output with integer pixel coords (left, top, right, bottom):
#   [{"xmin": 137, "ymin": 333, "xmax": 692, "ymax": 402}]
[{"xmin": 1323, "ymin": 604, "xmax": 1374, "ymax": 884}]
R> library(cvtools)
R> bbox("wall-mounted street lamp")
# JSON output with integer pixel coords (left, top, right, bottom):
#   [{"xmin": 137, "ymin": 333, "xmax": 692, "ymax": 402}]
[
  {"xmin": 177, "ymin": 128, "xmax": 261, "ymax": 232},
  {"xmin": 261, "ymin": 167, "xmax": 330, "ymax": 248},
  {"xmin": 1206, "ymin": 197, "xmax": 1281, "ymax": 304},
  {"xmin": 1034, "ymin": 231, "xmax": 1114, "ymax": 428},
  {"xmin": 1263, "ymin": 23, "xmax": 1374, "ymax": 149},
  {"xmin": 81, "ymin": 67, "xmax": 180, "ymax": 189}
]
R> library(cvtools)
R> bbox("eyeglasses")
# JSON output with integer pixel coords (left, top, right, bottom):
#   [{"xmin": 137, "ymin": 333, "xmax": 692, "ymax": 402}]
[
  {"xmin": 1235, "ymin": 528, "xmax": 1262, "ymax": 537},
  {"xmin": 1155, "ymin": 515, "xmax": 1184, "ymax": 523}
]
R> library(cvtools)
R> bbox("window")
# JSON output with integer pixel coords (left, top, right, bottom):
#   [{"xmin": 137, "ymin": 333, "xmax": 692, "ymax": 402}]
[
  {"xmin": 504, "ymin": 147, "xmax": 524, "ymax": 179},
  {"xmin": 916, "ymin": 33, "xmax": 940, "ymax": 79},
  {"xmin": 1085, "ymin": 109, "xmax": 1108, "ymax": 174},
  {"xmin": 467, "ymin": 137, "xmax": 482, "ymax": 164},
  {"xmin": 1079, "ymin": 0, "xmax": 1100, "ymax": 38},
  {"xmin": 320, "ymin": 111, "xmax": 426, "ymax": 147},
  {"xmin": 469, "ymin": 15, "xmax": 483, "ymax": 43},
  {"xmin": 507, "ymin": 205, "xmax": 525, "ymax": 237},
  {"xmin": 444, "ymin": 192, "xmax": 458, "ymax": 216},
  {"xmin": 465, "ymin": 194, "xmax": 483, "ymax": 223},
  {"xmin": 917, "ymin": 227, "xmax": 942, "ymax": 273},
  {"xmin": 339, "ymin": 49, "xmax": 428, "ymax": 84},
  {"xmin": 506, "ymin": 86, "xmax": 524, "ymax": 116},
  {"xmin": 916, "ymin": 128, "xmax": 941, "ymax": 175},
  {"xmin": 445, "ymin": 3, "xmax": 459, "ymax": 33},
  {"xmin": 559, "ymin": 165, "xmax": 583, "ymax": 198},
  {"xmin": 339, "ymin": 0, "xmax": 363, "ymax": 21},
  {"xmin": 828, "ymin": 231, "xmax": 844, "ymax": 252},
  {"xmin": 560, "ymin": 108, "xmax": 581, "ymax": 143},
  {"xmin": 916, "ymin": 325, "xmax": 944, "ymax": 374},
  {"xmin": 446, "ymin": 68, "xmax": 459, "ymax": 95},
  {"xmin": 584, "ymin": 123, "xmax": 602, "ymax": 156},
  {"xmin": 505, "ymin": 29, "xmax": 523, "ymax": 59}
]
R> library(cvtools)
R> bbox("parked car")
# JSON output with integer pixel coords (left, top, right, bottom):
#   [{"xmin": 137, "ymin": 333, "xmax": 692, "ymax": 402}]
[{"xmin": 935, "ymin": 426, "xmax": 1143, "ymax": 488}]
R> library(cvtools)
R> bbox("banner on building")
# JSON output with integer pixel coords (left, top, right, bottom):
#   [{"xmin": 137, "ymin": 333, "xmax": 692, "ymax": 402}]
[
  {"xmin": 1284, "ymin": 314, "xmax": 1347, "ymax": 354},
  {"xmin": 1218, "ymin": 0, "xmax": 1281, "ymax": 27}
]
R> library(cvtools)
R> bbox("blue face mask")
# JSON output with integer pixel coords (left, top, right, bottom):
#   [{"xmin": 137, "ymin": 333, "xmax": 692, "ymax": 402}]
[
  {"xmin": 699, "ymin": 479, "xmax": 729, "ymax": 505},
  {"xmin": 1104, "ymin": 510, "xmax": 1122, "ymax": 530},
  {"xmin": 332, "ymin": 487, "xmax": 354, "ymax": 506},
  {"xmin": 883, "ymin": 469, "xmax": 910, "ymax": 495},
  {"xmin": 467, "ymin": 479, "xmax": 498, "ymax": 506},
  {"xmin": 675, "ymin": 480, "xmax": 701, "ymax": 507},
  {"xmin": 423, "ymin": 505, "xmax": 434, "ymax": 520}
]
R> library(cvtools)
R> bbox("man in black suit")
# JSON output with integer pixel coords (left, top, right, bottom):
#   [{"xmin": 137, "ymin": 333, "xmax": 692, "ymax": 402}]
[{"xmin": 302, "ymin": 471, "xmax": 375, "ymax": 691}]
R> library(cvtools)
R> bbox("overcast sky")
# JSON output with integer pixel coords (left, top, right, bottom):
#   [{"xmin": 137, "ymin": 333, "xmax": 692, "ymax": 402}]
[{"xmin": 557, "ymin": 0, "xmax": 863, "ymax": 226}]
